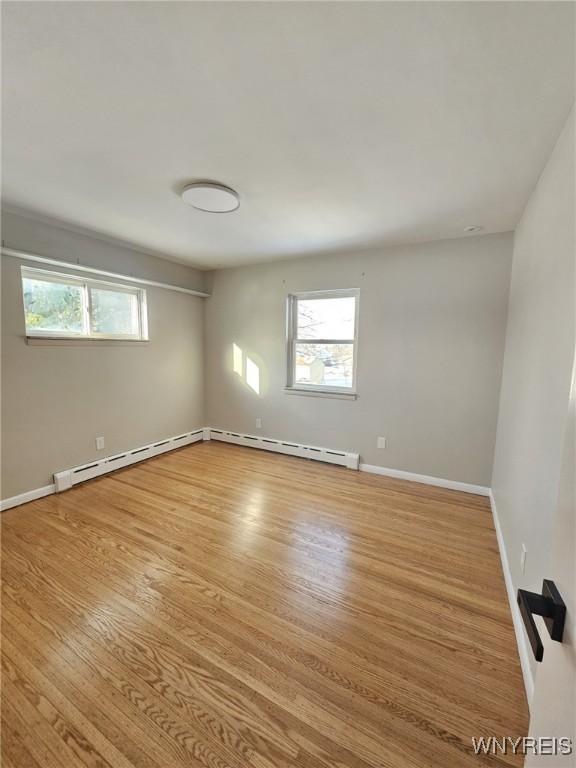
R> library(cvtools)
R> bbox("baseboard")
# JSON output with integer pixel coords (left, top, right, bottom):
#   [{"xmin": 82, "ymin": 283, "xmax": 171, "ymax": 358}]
[
  {"xmin": 3, "ymin": 426, "xmax": 360, "ymax": 510},
  {"xmin": 359, "ymin": 463, "xmax": 490, "ymax": 496},
  {"xmin": 2, "ymin": 432, "xmax": 489, "ymax": 509},
  {"xmin": 207, "ymin": 428, "xmax": 359, "ymax": 469},
  {"xmin": 54, "ymin": 429, "xmax": 205, "ymax": 491},
  {"xmin": 2, "ymin": 428, "xmax": 531, "ymax": 717},
  {"xmin": 489, "ymin": 489, "xmax": 534, "ymax": 707},
  {"xmin": 0, "ymin": 483, "xmax": 56, "ymax": 511}
]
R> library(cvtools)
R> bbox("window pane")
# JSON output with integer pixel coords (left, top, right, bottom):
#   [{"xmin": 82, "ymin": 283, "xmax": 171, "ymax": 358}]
[
  {"xmin": 23, "ymin": 277, "xmax": 84, "ymax": 334},
  {"xmin": 294, "ymin": 343, "xmax": 354, "ymax": 388},
  {"xmin": 297, "ymin": 297, "xmax": 355, "ymax": 340},
  {"xmin": 90, "ymin": 288, "xmax": 139, "ymax": 336}
]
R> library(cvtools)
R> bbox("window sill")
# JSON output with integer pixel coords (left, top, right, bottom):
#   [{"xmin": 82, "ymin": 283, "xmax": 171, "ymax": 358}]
[
  {"xmin": 284, "ymin": 387, "xmax": 357, "ymax": 400},
  {"xmin": 26, "ymin": 336, "xmax": 149, "ymax": 346}
]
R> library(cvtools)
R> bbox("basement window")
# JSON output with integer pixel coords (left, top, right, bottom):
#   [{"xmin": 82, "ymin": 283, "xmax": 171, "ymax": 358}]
[
  {"xmin": 21, "ymin": 266, "xmax": 148, "ymax": 341},
  {"xmin": 286, "ymin": 289, "xmax": 359, "ymax": 397}
]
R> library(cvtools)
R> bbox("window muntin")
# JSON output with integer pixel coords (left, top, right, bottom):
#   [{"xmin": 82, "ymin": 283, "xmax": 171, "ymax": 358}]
[
  {"xmin": 287, "ymin": 290, "xmax": 358, "ymax": 394},
  {"xmin": 21, "ymin": 267, "xmax": 148, "ymax": 340}
]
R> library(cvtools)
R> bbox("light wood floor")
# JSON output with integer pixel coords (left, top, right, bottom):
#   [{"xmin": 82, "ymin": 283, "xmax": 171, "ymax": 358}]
[{"xmin": 2, "ymin": 442, "xmax": 528, "ymax": 768}]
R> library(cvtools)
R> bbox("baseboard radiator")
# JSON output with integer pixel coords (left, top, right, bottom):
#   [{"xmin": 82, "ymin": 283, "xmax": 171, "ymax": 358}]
[
  {"xmin": 52, "ymin": 427, "xmax": 357, "ymax": 494},
  {"xmin": 3, "ymin": 426, "xmax": 488, "ymax": 510},
  {"xmin": 207, "ymin": 428, "xmax": 359, "ymax": 469},
  {"xmin": 54, "ymin": 429, "xmax": 205, "ymax": 491}
]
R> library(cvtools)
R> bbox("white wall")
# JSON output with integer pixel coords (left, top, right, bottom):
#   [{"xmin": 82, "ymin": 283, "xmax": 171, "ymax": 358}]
[
  {"xmin": 205, "ymin": 233, "xmax": 513, "ymax": 486},
  {"xmin": 525, "ymin": 360, "xmax": 575, "ymax": 764},
  {"xmin": 2, "ymin": 209, "xmax": 207, "ymax": 291},
  {"xmin": 491, "ymin": 107, "xmax": 575, "ymax": 684},
  {"xmin": 1, "ymin": 211, "xmax": 206, "ymax": 499}
]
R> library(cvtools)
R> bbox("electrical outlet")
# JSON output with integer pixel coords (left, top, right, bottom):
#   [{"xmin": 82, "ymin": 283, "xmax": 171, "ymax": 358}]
[
  {"xmin": 256, "ymin": 417, "xmax": 262, "ymax": 429},
  {"xmin": 520, "ymin": 544, "xmax": 527, "ymax": 574},
  {"xmin": 377, "ymin": 436, "xmax": 386, "ymax": 449},
  {"xmin": 95, "ymin": 436, "xmax": 105, "ymax": 451}
]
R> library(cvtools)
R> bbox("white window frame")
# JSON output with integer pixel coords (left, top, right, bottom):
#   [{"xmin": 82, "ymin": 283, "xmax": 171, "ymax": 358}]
[
  {"xmin": 21, "ymin": 266, "xmax": 149, "ymax": 341},
  {"xmin": 285, "ymin": 288, "xmax": 359, "ymax": 397}
]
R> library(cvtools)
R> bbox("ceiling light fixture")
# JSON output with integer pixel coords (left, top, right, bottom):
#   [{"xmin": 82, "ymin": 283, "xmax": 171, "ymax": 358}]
[
  {"xmin": 181, "ymin": 182, "xmax": 240, "ymax": 213},
  {"xmin": 464, "ymin": 225, "xmax": 483, "ymax": 233}
]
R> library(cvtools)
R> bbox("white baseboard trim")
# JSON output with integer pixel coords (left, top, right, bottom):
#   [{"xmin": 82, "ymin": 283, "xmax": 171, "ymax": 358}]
[
  {"xmin": 3, "ymin": 427, "xmax": 361, "ymax": 510},
  {"xmin": 54, "ymin": 429, "xmax": 205, "ymax": 491},
  {"xmin": 489, "ymin": 490, "xmax": 534, "ymax": 707},
  {"xmin": 207, "ymin": 428, "xmax": 359, "ymax": 469},
  {"xmin": 0, "ymin": 483, "xmax": 56, "ymax": 512},
  {"xmin": 1, "ymin": 430, "xmax": 206, "ymax": 510},
  {"xmin": 3, "ymin": 433, "xmax": 491, "ymax": 510},
  {"xmin": 359, "ymin": 463, "xmax": 490, "ymax": 496},
  {"xmin": 1, "ymin": 428, "xmax": 532, "ymax": 711}
]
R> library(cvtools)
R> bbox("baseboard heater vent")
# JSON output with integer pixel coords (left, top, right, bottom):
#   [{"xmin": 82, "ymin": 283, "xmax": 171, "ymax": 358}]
[
  {"xmin": 53, "ymin": 426, "xmax": 357, "ymax": 494},
  {"xmin": 54, "ymin": 430, "xmax": 204, "ymax": 491},
  {"xmin": 207, "ymin": 428, "xmax": 359, "ymax": 470}
]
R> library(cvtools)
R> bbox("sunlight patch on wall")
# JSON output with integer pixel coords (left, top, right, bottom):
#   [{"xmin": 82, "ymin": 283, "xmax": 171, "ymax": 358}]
[
  {"xmin": 232, "ymin": 342, "xmax": 262, "ymax": 396},
  {"xmin": 233, "ymin": 343, "xmax": 243, "ymax": 376},
  {"xmin": 246, "ymin": 357, "xmax": 260, "ymax": 395}
]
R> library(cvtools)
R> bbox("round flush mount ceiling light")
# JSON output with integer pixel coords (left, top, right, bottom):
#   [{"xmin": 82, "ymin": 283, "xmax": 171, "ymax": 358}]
[
  {"xmin": 464, "ymin": 225, "xmax": 483, "ymax": 233},
  {"xmin": 181, "ymin": 182, "xmax": 240, "ymax": 213}
]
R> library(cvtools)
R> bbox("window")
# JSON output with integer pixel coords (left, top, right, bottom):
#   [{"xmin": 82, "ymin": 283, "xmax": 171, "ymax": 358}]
[
  {"xmin": 286, "ymin": 289, "xmax": 359, "ymax": 395},
  {"xmin": 21, "ymin": 267, "xmax": 148, "ymax": 340}
]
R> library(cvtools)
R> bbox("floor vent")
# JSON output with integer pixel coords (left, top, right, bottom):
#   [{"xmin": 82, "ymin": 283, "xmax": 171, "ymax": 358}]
[
  {"xmin": 54, "ymin": 429, "xmax": 204, "ymax": 491},
  {"xmin": 206, "ymin": 428, "xmax": 359, "ymax": 469}
]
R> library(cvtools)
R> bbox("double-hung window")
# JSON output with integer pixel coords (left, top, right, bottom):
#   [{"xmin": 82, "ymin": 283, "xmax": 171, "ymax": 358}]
[
  {"xmin": 21, "ymin": 266, "xmax": 148, "ymax": 340},
  {"xmin": 286, "ymin": 289, "xmax": 359, "ymax": 396}
]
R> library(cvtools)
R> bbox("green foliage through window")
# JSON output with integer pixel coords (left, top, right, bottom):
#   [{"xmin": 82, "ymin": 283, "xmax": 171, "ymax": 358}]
[
  {"xmin": 23, "ymin": 278, "xmax": 84, "ymax": 333},
  {"xmin": 21, "ymin": 268, "xmax": 147, "ymax": 340}
]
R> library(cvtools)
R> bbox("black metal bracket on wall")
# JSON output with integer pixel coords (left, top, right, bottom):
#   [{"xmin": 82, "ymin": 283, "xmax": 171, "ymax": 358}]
[{"xmin": 517, "ymin": 580, "xmax": 566, "ymax": 662}]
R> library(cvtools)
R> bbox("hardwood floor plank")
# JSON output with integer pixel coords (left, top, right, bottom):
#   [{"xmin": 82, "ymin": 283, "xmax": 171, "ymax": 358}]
[
  {"xmin": 1, "ymin": 610, "xmax": 162, "ymax": 768},
  {"xmin": 4, "ymin": 497, "xmax": 522, "ymax": 740},
  {"xmin": 2, "ymin": 634, "xmax": 137, "ymax": 768},
  {"xmin": 2, "ymin": 442, "xmax": 528, "ymax": 767},
  {"xmin": 8, "ymin": 498, "xmax": 525, "ymax": 731},
  {"xmin": 1, "ymin": 705, "xmax": 43, "ymax": 768},
  {"xmin": 1, "ymin": 595, "xmax": 237, "ymax": 768},
  {"xmin": 2, "ymin": 541, "xmax": 390, "ymax": 768},
  {"xmin": 1, "ymin": 662, "xmax": 106, "ymax": 768}
]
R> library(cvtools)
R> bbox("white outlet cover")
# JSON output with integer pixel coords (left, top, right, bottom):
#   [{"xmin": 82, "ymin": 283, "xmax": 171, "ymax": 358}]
[
  {"xmin": 256, "ymin": 417, "xmax": 262, "ymax": 429},
  {"xmin": 377, "ymin": 436, "xmax": 386, "ymax": 449},
  {"xmin": 96, "ymin": 436, "xmax": 105, "ymax": 450}
]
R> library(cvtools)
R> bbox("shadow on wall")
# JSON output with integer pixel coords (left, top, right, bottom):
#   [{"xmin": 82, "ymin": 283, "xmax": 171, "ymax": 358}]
[{"xmin": 232, "ymin": 343, "xmax": 267, "ymax": 396}]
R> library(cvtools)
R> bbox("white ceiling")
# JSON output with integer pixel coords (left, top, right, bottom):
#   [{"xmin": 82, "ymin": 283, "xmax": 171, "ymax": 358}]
[{"xmin": 2, "ymin": 2, "xmax": 574, "ymax": 269}]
